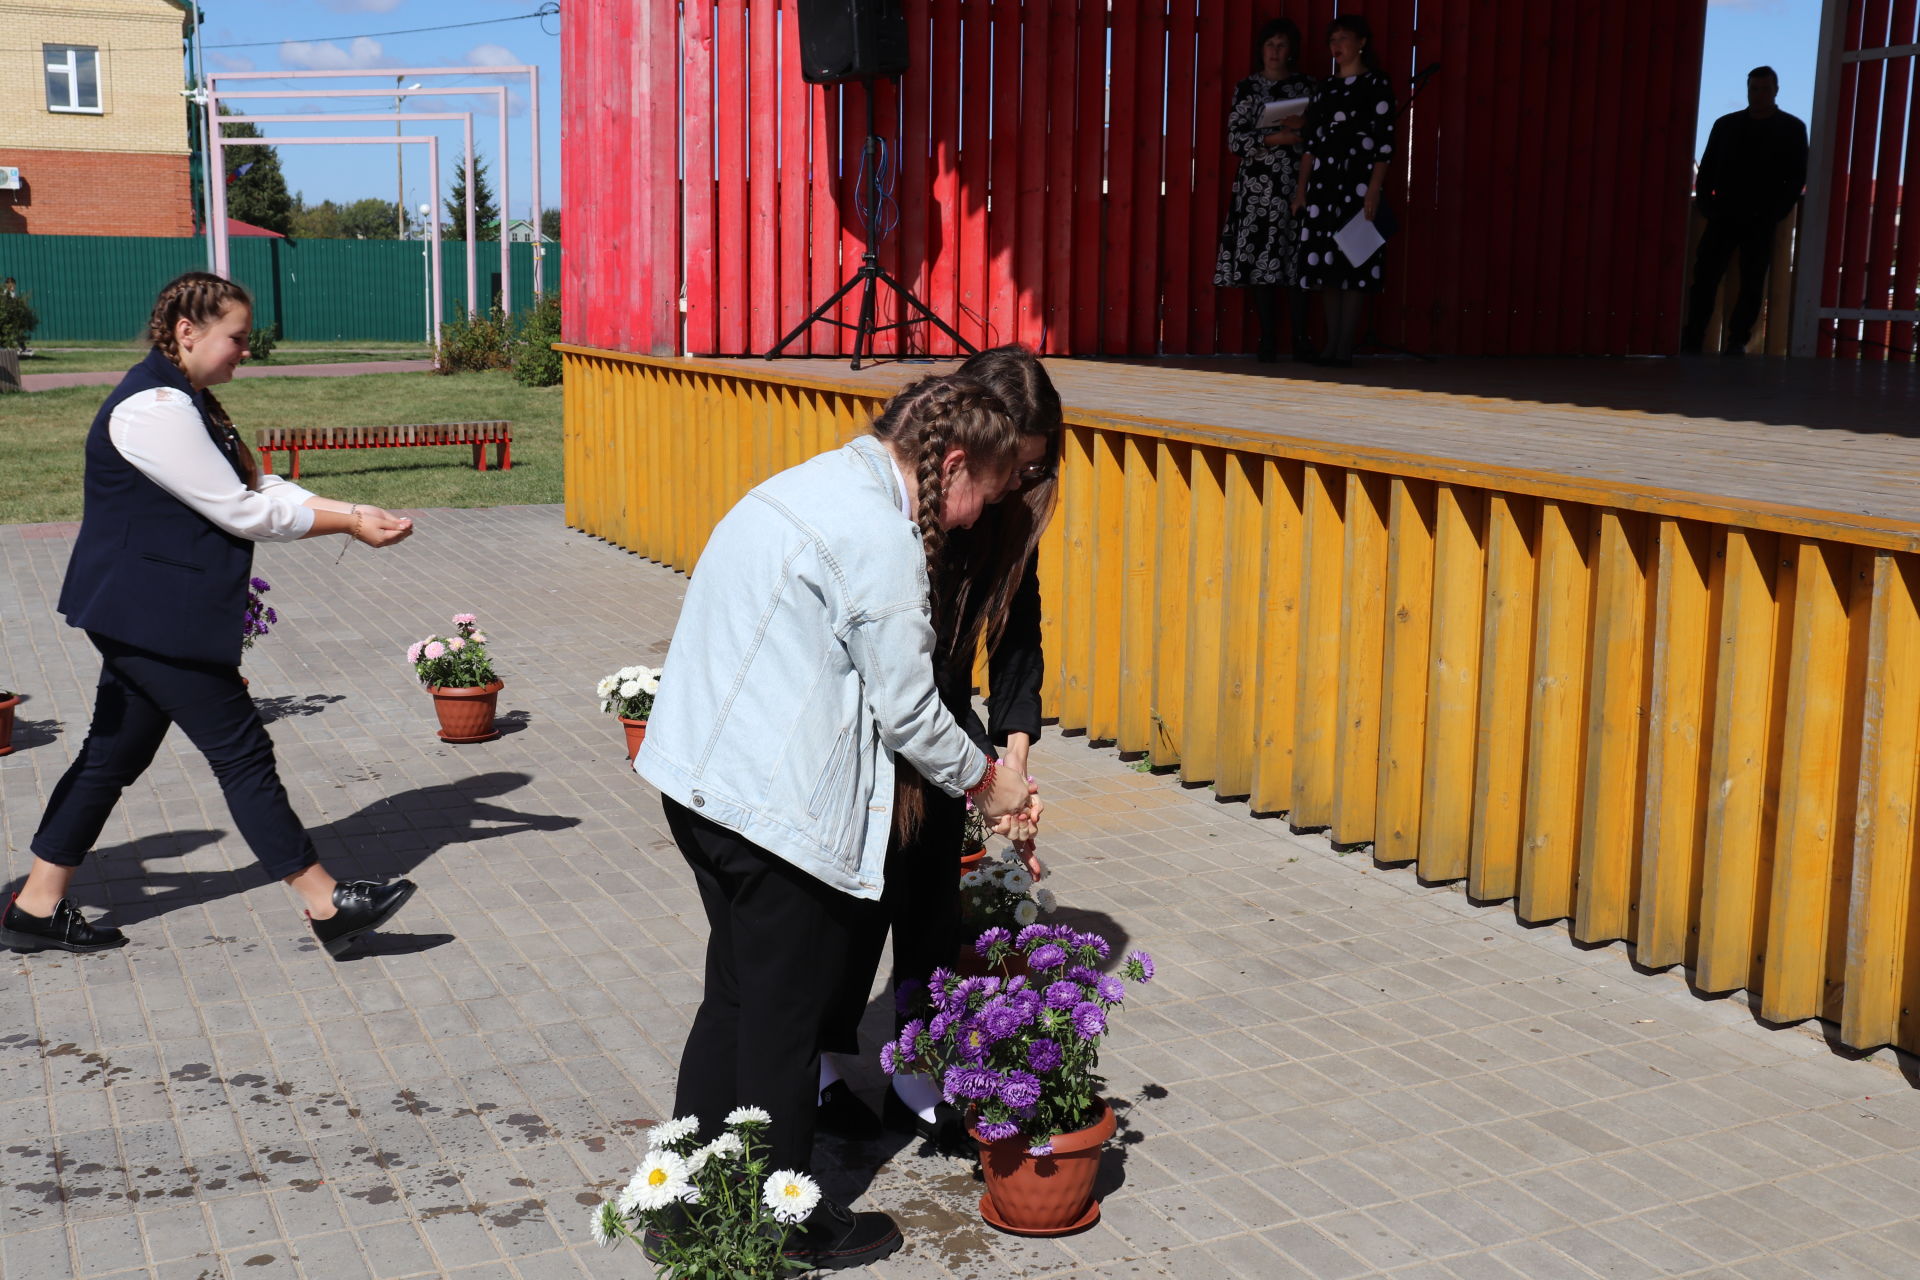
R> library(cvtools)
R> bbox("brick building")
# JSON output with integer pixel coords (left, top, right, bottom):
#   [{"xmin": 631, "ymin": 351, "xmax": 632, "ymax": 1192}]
[{"xmin": 0, "ymin": 0, "xmax": 195, "ymax": 236}]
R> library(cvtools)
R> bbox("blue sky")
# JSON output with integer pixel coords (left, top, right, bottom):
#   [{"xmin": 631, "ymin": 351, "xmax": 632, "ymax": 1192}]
[
  {"xmin": 198, "ymin": 0, "xmax": 561, "ymax": 224},
  {"xmin": 1699, "ymin": 0, "xmax": 1822, "ymax": 148}
]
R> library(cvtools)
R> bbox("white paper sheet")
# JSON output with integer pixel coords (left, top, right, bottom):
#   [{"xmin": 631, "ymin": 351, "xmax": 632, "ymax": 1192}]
[
  {"xmin": 1333, "ymin": 209, "xmax": 1386, "ymax": 268},
  {"xmin": 1255, "ymin": 96, "xmax": 1312, "ymax": 130}
]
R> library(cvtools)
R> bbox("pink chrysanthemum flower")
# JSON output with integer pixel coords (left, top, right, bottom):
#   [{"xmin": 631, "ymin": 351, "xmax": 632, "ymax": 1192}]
[{"xmin": 424, "ymin": 641, "xmax": 447, "ymax": 660}]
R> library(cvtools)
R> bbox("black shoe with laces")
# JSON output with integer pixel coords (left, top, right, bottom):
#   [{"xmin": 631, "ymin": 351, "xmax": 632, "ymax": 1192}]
[
  {"xmin": 816, "ymin": 1080, "xmax": 883, "ymax": 1141},
  {"xmin": 308, "ymin": 880, "xmax": 417, "ymax": 958},
  {"xmin": 0, "ymin": 894, "xmax": 128, "ymax": 954},
  {"xmin": 782, "ymin": 1196, "xmax": 902, "ymax": 1271}
]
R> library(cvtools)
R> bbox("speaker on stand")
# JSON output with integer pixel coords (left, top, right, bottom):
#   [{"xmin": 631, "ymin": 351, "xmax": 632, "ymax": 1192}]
[{"xmin": 766, "ymin": 0, "xmax": 976, "ymax": 369}]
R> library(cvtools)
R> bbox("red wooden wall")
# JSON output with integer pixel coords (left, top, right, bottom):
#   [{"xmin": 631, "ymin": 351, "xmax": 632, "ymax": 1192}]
[
  {"xmin": 563, "ymin": 1, "xmax": 1709, "ymax": 359},
  {"xmin": 1816, "ymin": 0, "xmax": 1919, "ymax": 360}
]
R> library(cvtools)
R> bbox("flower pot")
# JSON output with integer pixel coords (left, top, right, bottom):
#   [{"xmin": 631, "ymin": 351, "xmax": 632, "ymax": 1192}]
[
  {"xmin": 0, "ymin": 695, "xmax": 18, "ymax": 757},
  {"xmin": 429, "ymin": 681, "xmax": 503, "ymax": 743},
  {"xmin": 972, "ymin": 1097, "xmax": 1114, "ymax": 1235},
  {"xmin": 618, "ymin": 716, "xmax": 648, "ymax": 762},
  {"xmin": 959, "ymin": 845, "xmax": 987, "ymax": 875}
]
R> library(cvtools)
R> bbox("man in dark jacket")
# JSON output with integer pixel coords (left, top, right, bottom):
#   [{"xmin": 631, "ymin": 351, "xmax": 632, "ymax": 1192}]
[{"xmin": 1680, "ymin": 66, "xmax": 1809, "ymax": 355}]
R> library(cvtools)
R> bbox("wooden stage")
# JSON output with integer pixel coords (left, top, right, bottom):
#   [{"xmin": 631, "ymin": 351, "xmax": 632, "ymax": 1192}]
[{"xmin": 727, "ymin": 353, "xmax": 1920, "ymax": 548}]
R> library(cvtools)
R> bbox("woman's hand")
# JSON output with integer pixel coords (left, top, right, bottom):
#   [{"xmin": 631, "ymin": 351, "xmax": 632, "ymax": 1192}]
[
  {"xmin": 974, "ymin": 757, "xmax": 1033, "ymax": 823},
  {"xmin": 352, "ymin": 507, "xmax": 415, "ymax": 548},
  {"xmin": 1262, "ymin": 131, "xmax": 1288, "ymax": 148},
  {"xmin": 1291, "ymin": 184, "xmax": 1307, "ymax": 215},
  {"xmin": 1364, "ymin": 186, "xmax": 1381, "ymax": 222}
]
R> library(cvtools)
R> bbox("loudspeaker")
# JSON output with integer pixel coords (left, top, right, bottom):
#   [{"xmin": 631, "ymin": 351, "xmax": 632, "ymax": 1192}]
[{"xmin": 795, "ymin": 0, "xmax": 908, "ymax": 84}]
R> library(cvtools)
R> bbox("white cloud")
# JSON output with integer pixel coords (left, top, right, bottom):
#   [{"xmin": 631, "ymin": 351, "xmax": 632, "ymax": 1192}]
[
  {"xmin": 464, "ymin": 44, "xmax": 522, "ymax": 68},
  {"xmin": 319, "ymin": 0, "xmax": 405, "ymax": 12},
  {"xmin": 279, "ymin": 37, "xmax": 390, "ymax": 71},
  {"xmin": 206, "ymin": 50, "xmax": 255, "ymax": 73}
]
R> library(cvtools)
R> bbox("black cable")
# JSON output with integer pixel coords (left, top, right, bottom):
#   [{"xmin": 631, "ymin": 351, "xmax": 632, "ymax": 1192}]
[{"xmin": 0, "ymin": 5, "xmax": 558, "ymax": 54}]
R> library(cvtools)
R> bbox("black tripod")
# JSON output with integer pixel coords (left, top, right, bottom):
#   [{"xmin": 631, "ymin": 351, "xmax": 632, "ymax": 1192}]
[{"xmin": 765, "ymin": 78, "xmax": 975, "ymax": 370}]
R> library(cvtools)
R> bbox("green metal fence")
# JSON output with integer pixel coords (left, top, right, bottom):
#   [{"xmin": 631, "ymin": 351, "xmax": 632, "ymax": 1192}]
[{"xmin": 0, "ymin": 236, "xmax": 560, "ymax": 342}]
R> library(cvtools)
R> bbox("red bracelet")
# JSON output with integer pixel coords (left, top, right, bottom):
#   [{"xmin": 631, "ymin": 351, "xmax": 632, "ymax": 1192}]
[{"xmin": 964, "ymin": 757, "xmax": 998, "ymax": 806}]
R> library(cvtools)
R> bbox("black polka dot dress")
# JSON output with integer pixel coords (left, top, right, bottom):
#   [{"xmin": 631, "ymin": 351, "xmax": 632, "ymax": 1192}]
[{"xmin": 1297, "ymin": 70, "xmax": 1397, "ymax": 293}]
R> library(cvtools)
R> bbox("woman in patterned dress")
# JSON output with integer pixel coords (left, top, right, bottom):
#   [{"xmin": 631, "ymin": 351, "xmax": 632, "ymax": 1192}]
[
  {"xmin": 1214, "ymin": 19, "xmax": 1316, "ymax": 362},
  {"xmin": 1291, "ymin": 14, "xmax": 1397, "ymax": 367}
]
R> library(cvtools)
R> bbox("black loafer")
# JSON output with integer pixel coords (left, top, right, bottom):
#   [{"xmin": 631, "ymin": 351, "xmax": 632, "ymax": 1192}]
[
  {"xmin": 883, "ymin": 1090, "xmax": 973, "ymax": 1157},
  {"xmin": 783, "ymin": 1196, "xmax": 901, "ymax": 1271},
  {"xmin": 816, "ymin": 1079, "xmax": 883, "ymax": 1141},
  {"xmin": 0, "ymin": 895, "xmax": 128, "ymax": 954},
  {"xmin": 309, "ymin": 880, "xmax": 416, "ymax": 958}
]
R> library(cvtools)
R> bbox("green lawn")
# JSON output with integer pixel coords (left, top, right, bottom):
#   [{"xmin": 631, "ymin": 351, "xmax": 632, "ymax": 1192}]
[
  {"xmin": 19, "ymin": 343, "xmax": 435, "ymax": 375},
  {"xmin": 0, "ymin": 369, "xmax": 562, "ymax": 524}
]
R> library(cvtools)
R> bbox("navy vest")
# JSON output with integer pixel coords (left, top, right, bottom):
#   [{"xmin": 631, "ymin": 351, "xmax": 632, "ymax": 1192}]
[{"xmin": 57, "ymin": 349, "xmax": 257, "ymax": 666}]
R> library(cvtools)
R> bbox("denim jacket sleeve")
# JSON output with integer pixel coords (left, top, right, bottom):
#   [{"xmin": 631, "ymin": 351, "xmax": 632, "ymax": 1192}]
[{"xmin": 845, "ymin": 590, "xmax": 990, "ymax": 799}]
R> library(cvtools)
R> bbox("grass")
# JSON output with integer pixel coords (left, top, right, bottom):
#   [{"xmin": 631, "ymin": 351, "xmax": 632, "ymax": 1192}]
[
  {"xmin": 19, "ymin": 343, "xmax": 435, "ymax": 375},
  {"xmin": 0, "ymin": 369, "xmax": 561, "ymax": 524}
]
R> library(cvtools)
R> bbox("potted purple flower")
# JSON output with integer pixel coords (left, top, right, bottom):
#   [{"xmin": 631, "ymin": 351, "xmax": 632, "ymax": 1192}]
[
  {"xmin": 883, "ymin": 924, "xmax": 1153, "ymax": 1236},
  {"xmin": 240, "ymin": 577, "xmax": 277, "ymax": 688}
]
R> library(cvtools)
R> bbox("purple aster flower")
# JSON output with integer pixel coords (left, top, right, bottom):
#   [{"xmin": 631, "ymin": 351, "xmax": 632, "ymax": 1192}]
[
  {"xmin": 973, "ymin": 926, "xmax": 1011, "ymax": 956},
  {"xmin": 1073, "ymin": 931, "xmax": 1112, "ymax": 960},
  {"xmin": 1097, "ymin": 975, "xmax": 1127, "ymax": 1003},
  {"xmin": 879, "ymin": 1042, "xmax": 898, "ymax": 1074},
  {"xmin": 1027, "ymin": 1038, "xmax": 1063, "ymax": 1073},
  {"xmin": 957, "ymin": 1023, "xmax": 991, "ymax": 1063},
  {"xmin": 250, "ymin": 577, "xmax": 271, "ymax": 592},
  {"xmin": 927, "ymin": 966, "xmax": 957, "ymax": 998},
  {"xmin": 1027, "ymin": 1139, "xmax": 1055, "ymax": 1157},
  {"xmin": 894, "ymin": 978, "xmax": 926, "ymax": 1013},
  {"xmin": 1044, "ymin": 980, "xmax": 1080, "ymax": 1009},
  {"xmin": 1027, "ymin": 943, "xmax": 1068, "ymax": 971},
  {"xmin": 896, "ymin": 1019, "xmax": 926, "ymax": 1056},
  {"xmin": 1005, "ymin": 975, "xmax": 1028, "ymax": 993},
  {"xmin": 1015, "ymin": 923, "xmax": 1053, "ymax": 949},
  {"xmin": 980, "ymin": 1002, "xmax": 1026, "ymax": 1042},
  {"xmin": 997, "ymin": 1070, "xmax": 1042, "ymax": 1110},
  {"xmin": 1125, "ymin": 949, "xmax": 1156, "ymax": 982},
  {"xmin": 928, "ymin": 1010, "xmax": 955, "ymax": 1041},
  {"xmin": 1068, "ymin": 964, "xmax": 1103, "ymax": 987},
  {"xmin": 1071, "ymin": 1001, "xmax": 1107, "ymax": 1041},
  {"xmin": 947, "ymin": 1067, "xmax": 1000, "ymax": 1101},
  {"xmin": 975, "ymin": 1118, "xmax": 1020, "ymax": 1143}
]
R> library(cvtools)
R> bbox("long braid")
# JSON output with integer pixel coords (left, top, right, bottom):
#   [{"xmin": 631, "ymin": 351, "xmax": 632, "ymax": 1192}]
[{"xmin": 147, "ymin": 272, "xmax": 260, "ymax": 488}]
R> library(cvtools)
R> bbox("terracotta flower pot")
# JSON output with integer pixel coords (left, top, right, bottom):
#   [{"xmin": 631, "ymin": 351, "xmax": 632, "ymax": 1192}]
[
  {"xmin": 959, "ymin": 845, "xmax": 987, "ymax": 875},
  {"xmin": 972, "ymin": 1097, "xmax": 1114, "ymax": 1235},
  {"xmin": 619, "ymin": 716, "xmax": 648, "ymax": 762},
  {"xmin": 0, "ymin": 695, "xmax": 18, "ymax": 757},
  {"xmin": 429, "ymin": 681, "xmax": 503, "ymax": 743}
]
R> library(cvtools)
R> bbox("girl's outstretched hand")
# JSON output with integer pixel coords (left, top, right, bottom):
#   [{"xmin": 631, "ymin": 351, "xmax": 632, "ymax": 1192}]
[{"xmin": 354, "ymin": 507, "xmax": 415, "ymax": 548}]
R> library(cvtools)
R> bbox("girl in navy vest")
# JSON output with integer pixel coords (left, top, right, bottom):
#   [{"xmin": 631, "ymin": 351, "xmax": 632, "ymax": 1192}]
[{"xmin": 2, "ymin": 272, "xmax": 419, "ymax": 959}]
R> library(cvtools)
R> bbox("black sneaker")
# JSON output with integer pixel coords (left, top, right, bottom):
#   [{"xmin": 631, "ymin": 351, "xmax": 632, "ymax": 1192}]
[
  {"xmin": 816, "ymin": 1080, "xmax": 883, "ymax": 1141},
  {"xmin": 882, "ymin": 1091, "xmax": 973, "ymax": 1158},
  {"xmin": 308, "ymin": 880, "xmax": 417, "ymax": 958},
  {"xmin": 782, "ymin": 1196, "xmax": 901, "ymax": 1271},
  {"xmin": 0, "ymin": 895, "xmax": 128, "ymax": 954}
]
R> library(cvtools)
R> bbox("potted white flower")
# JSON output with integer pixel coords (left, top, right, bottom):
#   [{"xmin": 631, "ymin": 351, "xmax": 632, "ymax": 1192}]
[{"xmin": 598, "ymin": 664, "xmax": 659, "ymax": 762}]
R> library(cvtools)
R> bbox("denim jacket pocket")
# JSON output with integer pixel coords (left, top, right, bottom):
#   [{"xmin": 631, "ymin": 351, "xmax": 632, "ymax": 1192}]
[{"xmin": 805, "ymin": 725, "xmax": 857, "ymax": 820}]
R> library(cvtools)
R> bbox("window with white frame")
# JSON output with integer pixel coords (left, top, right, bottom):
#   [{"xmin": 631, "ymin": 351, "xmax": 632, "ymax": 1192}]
[{"xmin": 44, "ymin": 44, "xmax": 103, "ymax": 114}]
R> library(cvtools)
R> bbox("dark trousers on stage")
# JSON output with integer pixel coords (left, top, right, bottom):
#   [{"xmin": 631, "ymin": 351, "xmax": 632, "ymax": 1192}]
[
  {"xmin": 1682, "ymin": 216, "xmax": 1778, "ymax": 353},
  {"xmin": 31, "ymin": 633, "xmax": 317, "ymax": 880},
  {"xmin": 664, "ymin": 796, "xmax": 872, "ymax": 1175}
]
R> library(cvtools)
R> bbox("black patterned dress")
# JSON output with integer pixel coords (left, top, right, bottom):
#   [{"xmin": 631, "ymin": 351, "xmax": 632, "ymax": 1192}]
[
  {"xmin": 1214, "ymin": 72, "xmax": 1316, "ymax": 288},
  {"xmin": 1297, "ymin": 70, "xmax": 1397, "ymax": 292}
]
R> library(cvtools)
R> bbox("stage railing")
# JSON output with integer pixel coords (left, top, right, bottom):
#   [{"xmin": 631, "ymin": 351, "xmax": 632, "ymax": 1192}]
[{"xmin": 562, "ymin": 344, "xmax": 1920, "ymax": 1055}]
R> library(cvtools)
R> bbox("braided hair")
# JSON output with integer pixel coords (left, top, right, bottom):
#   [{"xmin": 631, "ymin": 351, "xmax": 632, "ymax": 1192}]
[{"xmin": 146, "ymin": 271, "xmax": 260, "ymax": 488}]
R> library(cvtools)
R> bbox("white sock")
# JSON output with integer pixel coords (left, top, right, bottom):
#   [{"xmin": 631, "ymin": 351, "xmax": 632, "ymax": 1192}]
[
  {"xmin": 892, "ymin": 1071, "xmax": 942, "ymax": 1125},
  {"xmin": 817, "ymin": 1055, "xmax": 842, "ymax": 1102}
]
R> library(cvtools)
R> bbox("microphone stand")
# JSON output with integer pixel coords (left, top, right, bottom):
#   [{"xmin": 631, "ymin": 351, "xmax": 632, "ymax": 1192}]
[{"xmin": 1358, "ymin": 64, "xmax": 1440, "ymax": 362}]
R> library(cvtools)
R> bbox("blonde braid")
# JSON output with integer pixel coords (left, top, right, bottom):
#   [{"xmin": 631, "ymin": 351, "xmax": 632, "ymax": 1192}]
[{"xmin": 146, "ymin": 271, "xmax": 260, "ymax": 488}]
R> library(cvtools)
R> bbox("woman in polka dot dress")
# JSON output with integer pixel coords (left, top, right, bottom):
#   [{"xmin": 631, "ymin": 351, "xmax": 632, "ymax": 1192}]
[{"xmin": 1291, "ymin": 15, "xmax": 1396, "ymax": 367}]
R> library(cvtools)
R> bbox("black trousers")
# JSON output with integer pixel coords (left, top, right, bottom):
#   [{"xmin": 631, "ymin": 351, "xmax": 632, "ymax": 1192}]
[
  {"xmin": 32, "ymin": 633, "xmax": 317, "ymax": 880},
  {"xmin": 664, "ymin": 797, "xmax": 874, "ymax": 1175},
  {"xmin": 821, "ymin": 787, "xmax": 964, "ymax": 1056},
  {"xmin": 1682, "ymin": 216, "xmax": 1778, "ymax": 352}
]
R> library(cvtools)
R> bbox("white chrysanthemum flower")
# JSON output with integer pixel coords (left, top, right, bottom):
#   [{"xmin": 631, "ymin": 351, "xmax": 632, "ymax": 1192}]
[
  {"xmin": 619, "ymin": 679, "xmax": 643, "ymax": 699},
  {"xmin": 619, "ymin": 665, "xmax": 642, "ymax": 680},
  {"xmin": 647, "ymin": 1115, "xmax": 700, "ymax": 1149},
  {"xmin": 643, "ymin": 676, "xmax": 660, "ymax": 694},
  {"xmin": 1002, "ymin": 868, "xmax": 1034, "ymax": 894},
  {"xmin": 762, "ymin": 1169, "xmax": 822, "ymax": 1224},
  {"xmin": 1035, "ymin": 887, "xmax": 1057, "ymax": 913},
  {"xmin": 688, "ymin": 1131, "xmax": 743, "ymax": 1172},
  {"xmin": 596, "ymin": 676, "xmax": 618, "ymax": 697},
  {"xmin": 725, "ymin": 1105, "xmax": 771, "ymax": 1127},
  {"xmin": 622, "ymin": 1150, "xmax": 694, "ymax": 1212},
  {"xmin": 590, "ymin": 1200, "xmax": 620, "ymax": 1247},
  {"xmin": 1013, "ymin": 899, "xmax": 1039, "ymax": 926},
  {"xmin": 960, "ymin": 870, "xmax": 985, "ymax": 888}
]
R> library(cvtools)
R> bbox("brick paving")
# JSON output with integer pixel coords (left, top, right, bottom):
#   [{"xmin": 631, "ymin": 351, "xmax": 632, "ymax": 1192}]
[{"xmin": 4, "ymin": 504, "xmax": 1920, "ymax": 1280}]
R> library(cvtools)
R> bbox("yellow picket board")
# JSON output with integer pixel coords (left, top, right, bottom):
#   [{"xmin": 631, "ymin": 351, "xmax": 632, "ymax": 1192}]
[
  {"xmin": 1215, "ymin": 453, "xmax": 1265, "ymax": 799},
  {"xmin": 1088, "ymin": 431, "xmax": 1128, "ymax": 743},
  {"xmin": 1117, "ymin": 435, "xmax": 1159, "ymax": 754},
  {"xmin": 1251, "ymin": 458, "xmax": 1306, "ymax": 814},
  {"xmin": 1637, "ymin": 518, "xmax": 1714, "ymax": 969},
  {"xmin": 1575, "ymin": 509, "xmax": 1650, "ymax": 943},
  {"xmin": 1374, "ymin": 477, "xmax": 1436, "ymax": 863},
  {"xmin": 1333, "ymin": 471, "xmax": 1390, "ymax": 844},
  {"xmin": 1518, "ymin": 499, "xmax": 1593, "ymax": 924},
  {"xmin": 1288, "ymin": 465, "xmax": 1346, "ymax": 828},
  {"xmin": 1420, "ymin": 485, "xmax": 1486, "ymax": 883},
  {"xmin": 1181, "ymin": 449, "xmax": 1230, "ymax": 785},
  {"xmin": 1057, "ymin": 427, "xmax": 1097, "ymax": 733},
  {"xmin": 1150, "ymin": 441, "xmax": 1193, "ymax": 767},
  {"xmin": 1470, "ymin": 493, "xmax": 1537, "ymax": 902}
]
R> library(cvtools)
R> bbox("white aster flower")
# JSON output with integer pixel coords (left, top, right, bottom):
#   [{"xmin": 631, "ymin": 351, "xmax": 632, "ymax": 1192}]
[
  {"xmin": 646, "ymin": 1115, "xmax": 701, "ymax": 1150},
  {"xmin": 960, "ymin": 870, "xmax": 985, "ymax": 888},
  {"xmin": 1013, "ymin": 899, "xmax": 1039, "ymax": 926},
  {"xmin": 596, "ymin": 676, "xmax": 618, "ymax": 698},
  {"xmin": 1002, "ymin": 868, "xmax": 1034, "ymax": 894},
  {"xmin": 622, "ymin": 1150, "xmax": 694, "ymax": 1212},
  {"xmin": 619, "ymin": 679, "xmax": 643, "ymax": 699},
  {"xmin": 725, "ymin": 1105, "xmax": 771, "ymax": 1128},
  {"xmin": 619, "ymin": 665, "xmax": 643, "ymax": 680},
  {"xmin": 590, "ymin": 1200, "xmax": 620, "ymax": 1247},
  {"xmin": 643, "ymin": 676, "xmax": 660, "ymax": 694},
  {"xmin": 1035, "ymin": 887, "xmax": 1057, "ymax": 913},
  {"xmin": 689, "ymin": 1131, "xmax": 743, "ymax": 1172},
  {"xmin": 762, "ymin": 1169, "xmax": 822, "ymax": 1224}
]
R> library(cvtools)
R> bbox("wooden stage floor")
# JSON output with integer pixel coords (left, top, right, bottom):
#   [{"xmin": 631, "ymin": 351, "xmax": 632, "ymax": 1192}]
[{"xmin": 696, "ymin": 353, "xmax": 1920, "ymax": 543}]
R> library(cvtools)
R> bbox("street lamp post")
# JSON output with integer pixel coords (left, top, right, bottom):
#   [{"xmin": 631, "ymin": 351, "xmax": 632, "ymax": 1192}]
[{"xmin": 395, "ymin": 78, "xmax": 421, "ymax": 237}]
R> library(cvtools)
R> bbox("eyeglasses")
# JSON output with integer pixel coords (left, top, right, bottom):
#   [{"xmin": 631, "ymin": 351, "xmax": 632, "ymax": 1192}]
[{"xmin": 1018, "ymin": 460, "xmax": 1055, "ymax": 486}]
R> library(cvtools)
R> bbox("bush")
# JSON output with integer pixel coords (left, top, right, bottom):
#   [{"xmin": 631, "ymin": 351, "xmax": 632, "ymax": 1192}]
[
  {"xmin": 438, "ymin": 306, "xmax": 516, "ymax": 374},
  {"xmin": 513, "ymin": 292, "xmax": 562, "ymax": 387},
  {"xmin": 0, "ymin": 292, "xmax": 38, "ymax": 352},
  {"xmin": 248, "ymin": 323, "xmax": 279, "ymax": 364}
]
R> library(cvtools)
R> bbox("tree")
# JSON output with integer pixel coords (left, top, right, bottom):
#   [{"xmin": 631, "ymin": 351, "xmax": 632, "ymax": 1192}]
[
  {"xmin": 444, "ymin": 158, "xmax": 500, "ymax": 241},
  {"xmin": 540, "ymin": 206, "xmax": 561, "ymax": 243},
  {"xmin": 219, "ymin": 107, "xmax": 293, "ymax": 235},
  {"xmin": 290, "ymin": 195, "xmax": 344, "ymax": 240},
  {"xmin": 340, "ymin": 198, "xmax": 401, "ymax": 240}
]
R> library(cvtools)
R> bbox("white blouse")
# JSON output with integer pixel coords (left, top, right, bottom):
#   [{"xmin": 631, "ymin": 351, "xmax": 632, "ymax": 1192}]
[{"xmin": 108, "ymin": 387, "xmax": 316, "ymax": 542}]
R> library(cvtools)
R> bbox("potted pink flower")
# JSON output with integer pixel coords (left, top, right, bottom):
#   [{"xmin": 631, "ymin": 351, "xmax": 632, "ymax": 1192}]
[{"xmin": 408, "ymin": 613, "xmax": 502, "ymax": 742}]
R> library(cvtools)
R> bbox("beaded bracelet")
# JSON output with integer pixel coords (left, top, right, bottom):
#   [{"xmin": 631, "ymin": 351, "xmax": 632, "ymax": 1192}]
[{"xmin": 963, "ymin": 756, "xmax": 998, "ymax": 807}]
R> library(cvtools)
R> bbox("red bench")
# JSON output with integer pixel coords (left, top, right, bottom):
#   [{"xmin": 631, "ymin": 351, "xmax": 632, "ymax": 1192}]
[{"xmin": 255, "ymin": 421, "xmax": 512, "ymax": 480}]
